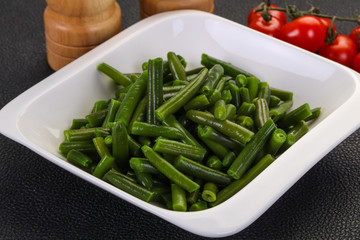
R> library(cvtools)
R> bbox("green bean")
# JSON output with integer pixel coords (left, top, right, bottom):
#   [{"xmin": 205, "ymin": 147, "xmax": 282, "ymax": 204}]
[
  {"xmin": 104, "ymin": 135, "xmax": 113, "ymax": 147},
  {"xmin": 97, "ymin": 62, "xmax": 133, "ymax": 87},
  {"xmin": 222, "ymin": 151, "xmax": 237, "ymax": 168},
  {"xmin": 114, "ymin": 70, "xmax": 148, "ymax": 127},
  {"xmin": 67, "ymin": 149, "xmax": 93, "ymax": 170},
  {"xmin": 237, "ymin": 102, "xmax": 256, "ymax": 116},
  {"xmin": 64, "ymin": 127, "xmax": 110, "ymax": 142},
  {"xmin": 163, "ymin": 85, "xmax": 185, "ymax": 94},
  {"xmin": 171, "ymin": 184, "xmax": 187, "ymax": 211},
  {"xmin": 228, "ymin": 83, "xmax": 241, "ymax": 109},
  {"xmin": 211, "ymin": 154, "xmax": 275, "ymax": 207},
  {"xmin": 202, "ymin": 182, "xmax": 218, "ymax": 202},
  {"xmin": 270, "ymin": 87, "xmax": 293, "ymax": 101},
  {"xmin": 93, "ymin": 136, "xmax": 111, "ymax": 158},
  {"xmin": 269, "ymin": 95, "xmax": 281, "ymax": 108},
  {"xmin": 93, "ymin": 154, "xmax": 115, "ymax": 178},
  {"xmin": 147, "ymin": 58, "xmax": 163, "ymax": 125},
  {"xmin": 131, "ymin": 121, "xmax": 184, "ymax": 140},
  {"xmin": 102, "ymin": 99, "xmax": 121, "ymax": 127},
  {"xmin": 112, "ymin": 122, "xmax": 129, "ymax": 170},
  {"xmin": 239, "ymin": 87, "xmax": 251, "ymax": 103},
  {"xmin": 129, "ymin": 158, "xmax": 160, "ymax": 174},
  {"xmin": 222, "ymin": 89, "xmax": 232, "ymax": 104},
  {"xmin": 173, "ymin": 155, "xmax": 233, "ymax": 185},
  {"xmin": 162, "ymin": 114, "xmax": 203, "ymax": 148},
  {"xmin": 284, "ymin": 120, "xmax": 309, "ymax": 149},
  {"xmin": 92, "ymin": 100, "xmax": 108, "ymax": 113},
  {"xmin": 103, "ymin": 169, "xmax": 154, "ymax": 202},
  {"xmin": 186, "ymin": 110, "xmax": 254, "ymax": 145},
  {"xmin": 227, "ymin": 118, "xmax": 276, "ymax": 180},
  {"xmin": 161, "ymin": 193, "xmax": 173, "ymax": 209},
  {"xmin": 69, "ymin": 118, "xmax": 89, "ymax": 130},
  {"xmin": 235, "ymin": 74, "xmax": 248, "ymax": 87},
  {"xmin": 278, "ymin": 103, "xmax": 312, "ymax": 129},
  {"xmin": 128, "ymin": 96, "xmax": 147, "ymax": 131},
  {"xmin": 236, "ymin": 115, "xmax": 254, "ymax": 130},
  {"xmin": 59, "ymin": 141, "xmax": 96, "ymax": 155},
  {"xmin": 186, "ymin": 179, "xmax": 203, "ymax": 205},
  {"xmin": 167, "ymin": 52, "xmax": 187, "ymax": 81},
  {"xmin": 155, "ymin": 68, "xmax": 208, "ymax": 121},
  {"xmin": 86, "ymin": 109, "xmax": 108, "ymax": 127},
  {"xmin": 266, "ymin": 128, "xmax": 287, "ymax": 155},
  {"xmin": 198, "ymin": 125, "xmax": 244, "ymax": 150},
  {"xmin": 198, "ymin": 134, "xmax": 229, "ymax": 159},
  {"xmin": 200, "ymin": 64, "xmax": 224, "ymax": 96},
  {"xmin": 141, "ymin": 145, "xmax": 200, "ymax": 193},
  {"xmin": 201, "ymin": 53, "xmax": 252, "ymax": 77},
  {"xmin": 134, "ymin": 170, "xmax": 153, "ymax": 190},
  {"xmin": 115, "ymin": 84, "xmax": 132, "ymax": 99},
  {"xmin": 206, "ymin": 155, "xmax": 222, "ymax": 171},
  {"xmin": 214, "ymin": 99, "xmax": 227, "ymax": 120},
  {"xmin": 257, "ymin": 82, "xmax": 271, "ymax": 104},
  {"xmin": 254, "ymin": 98, "xmax": 270, "ymax": 130},
  {"xmin": 207, "ymin": 89, "xmax": 222, "ymax": 106},
  {"xmin": 127, "ymin": 135, "xmax": 143, "ymax": 157},
  {"xmin": 153, "ymin": 137, "xmax": 206, "ymax": 162},
  {"xmin": 304, "ymin": 107, "xmax": 321, "ymax": 122},
  {"xmin": 189, "ymin": 201, "xmax": 208, "ymax": 211},
  {"xmin": 225, "ymin": 104, "xmax": 237, "ymax": 120},
  {"xmin": 269, "ymin": 100, "xmax": 293, "ymax": 122},
  {"xmin": 246, "ymin": 76, "xmax": 260, "ymax": 101},
  {"xmin": 183, "ymin": 94, "xmax": 210, "ymax": 111},
  {"xmin": 138, "ymin": 136, "xmax": 152, "ymax": 147}
]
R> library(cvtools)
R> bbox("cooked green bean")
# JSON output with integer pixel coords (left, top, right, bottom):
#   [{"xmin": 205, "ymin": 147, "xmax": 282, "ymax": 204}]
[
  {"xmin": 93, "ymin": 154, "xmax": 115, "ymax": 178},
  {"xmin": 131, "ymin": 121, "xmax": 184, "ymax": 140},
  {"xmin": 155, "ymin": 68, "xmax": 208, "ymax": 121},
  {"xmin": 270, "ymin": 87, "xmax": 293, "ymax": 101},
  {"xmin": 278, "ymin": 103, "xmax": 312, "ymax": 129},
  {"xmin": 186, "ymin": 178, "xmax": 203, "ymax": 205},
  {"xmin": 236, "ymin": 115, "xmax": 254, "ymax": 130},
  {"xmin": 198, "ymin": 125, "xmax": 243, "ymax": 150},
  {"xmin": 147, "ymin": 58, "xmax": 163, "ymax": 125},
  {"xmin": 225, "ymin": 104, "xmax": 237, "ymax": 120},
  {"xmin": 59, "ymin": 141, "xmax": 96, "ymax": 155},
  {"xmin": 162, "ymin": 114, "xmax": 202, "ymax": 148},
  {"xmin": 200, "ymin": 64, "xmax": 224, "ymax": 96},
  {"xmin": 237, "ymin": 102, "xmax": 256, "ymax": 116},
  {"xmin": 206, "ymin": 155, "xmax": 222, "ymax": 171},
  {"xmin": 103, "ymin": 169, "xmax": 154, "ymax": 202},
  {"xmin": 228, "ymin": 83, "xmax": 241, "ymax": 109},
  {"xmin": 134, "ymin": 170, "xmax": 153, "ymax": 190},
  {"xmin": 173, "ymin": 155, "xmax": 232, "ymax": 185},
  {"xmin": 97, "ymin": 62, "xmax": 133, "ymax": 87},
  {"xmin": 239, "ymin": 87, "xmax": 251, "ymax": 103},
  {"xmin": 222, "ymin": 151, "xmax": 237, "ymax": 168},
  {"xmin": 114, "ymin": 70, "xmax": 148, "ymax": 126},
  {"xmin": 183, "ymin": 94, "xmax": 210, "ymax": 111},
  {"xmin": 67, "ymin": 149, "xmax": 93, "ymax": 170},
  {"xmin": 69, "ymin": 118, "xmax": 89, "ymax": 130},
  {"xmin": 112, "ymin": 122, "xmax": 129, "ymax": 170},
  {"xmin": 201, "ymin": 53, "xmax": 252, "ymax": 77},
  {"xmin": 246, "ymin": 76, "xmax": 260, "ymax": 101},
  {"xmin": 92, "ymin": 100, "xmax": 108, "ymax": 113},
  {"xmin": 202, "ymin": 182, "xmax": 218, "ymax": 202},
  {"xmin": 129, "ymin": 158, "xmax": 160, "ymax": 174},
  {"xmin": 269, "ymin": 100, "xmax": 293, "ymax": 122},
  {"xmin": 257, "ymin": 82, "xmax": 271, "ymax": 104},
  {"xmin": 186, "ymin": 110, "xmax": 254, "ymax": 145},
  {"xmin": 102, "ymin": 99, "xmax": 121, "ymax": 127},
  {"xmin": 254, "ymin": 98, "xmax": 270, "ymax": 130},
  {"xmin": 171, "ymin": 184, "xmax": 187, "ymax": 211},
  {"xmin": 269, "ymin": 95, "xmax": 281, "ymax": 108},
  {"xmin": 235, "ymin": 74, "xmax": 248, "ymax": 87},
  {"xmin": 212, "ymin": 154, "xmax": 275, "ymax": 207},
  {"xmin": 214, "ymin": 99, "xmax": 227, "ymax": 120},
  {"xmin": 167, "ymin": 52, "xmax": 187, "ymax": 82},
  {"xmin": 141, "ymin": 145, "xmax": 200, "ymax": 193},
  {"xmin": 189, "ymin": 201, "xmax": 208, "ymax": 211},
  {"xmin": 227, "ymin": 119, "xmax": 276, "ymax": 180},
  {"xmin": 86, "ymin": 109, "xmax": 108, "ymax": 127},
  {"xmin": 128, "ymin": 96, "xmax": 147, "ymax": 130},
  {"xmin": 153, "ymin": 137, "xmax": 206, "ymax": 162},
  {"xmin": 266, "ymin": 128, "xmax": 287, "ymax": 155},
  {"xmin": 304, "ymin": 107, "xmax": 321, "ymax": 122}
]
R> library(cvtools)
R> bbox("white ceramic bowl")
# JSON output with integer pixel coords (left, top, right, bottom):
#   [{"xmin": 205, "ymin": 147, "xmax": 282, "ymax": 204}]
[{"xmin": 1, "ymin": 10, "xmax": 360, "ymax": 238}]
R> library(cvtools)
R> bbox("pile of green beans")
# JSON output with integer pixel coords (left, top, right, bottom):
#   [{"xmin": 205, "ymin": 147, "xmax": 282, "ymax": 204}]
[{"xmin": 59, "ymin": 52, "xmax": 321, "ymax": 211}]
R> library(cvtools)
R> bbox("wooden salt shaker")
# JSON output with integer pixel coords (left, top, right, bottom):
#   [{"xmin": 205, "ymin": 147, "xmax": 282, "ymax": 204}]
[
  {"xmin": 139, "ymin": 0, "xmax": 214, "ymax": 19},
  {"xmin": 44, "ymin": 0, "xmax": 122, "ymax": 71}
]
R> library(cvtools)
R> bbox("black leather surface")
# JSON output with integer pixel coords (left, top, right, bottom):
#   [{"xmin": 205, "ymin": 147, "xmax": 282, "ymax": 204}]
[{"xmin": 1, "ymin": 0, "xmax": 360, "ymax": 239}]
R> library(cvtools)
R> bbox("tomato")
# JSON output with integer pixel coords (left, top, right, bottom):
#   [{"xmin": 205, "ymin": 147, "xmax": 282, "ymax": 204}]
[
  {"xmin": 352, "ymin": 53, "xmax": 360, "ymax": 73},
  {"xmin": 349, "ymin": 26, "xmax": 360, "ymax": 52},
  {"xmin": 247, "ymin": 4, "xmax": 287, "ymax": 26},
  {"xmin": 319, "ymin": 34, "xmax": 357, "ymax": 67},
  {"xmin": 248, "ymin": 16, "xmax": 283, "ymax": 38},
  {"xmin": 318, "ymin": 17, "xmax": 337, "ymax": 38},
  {"xmin": 279, "ymin": 16, "xmax": 327, "ymax": 53}
]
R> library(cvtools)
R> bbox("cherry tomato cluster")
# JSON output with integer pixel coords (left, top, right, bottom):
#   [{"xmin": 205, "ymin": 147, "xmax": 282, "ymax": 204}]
[{"xmin": 247, "ymin": 4, "xmax": 360, "ymax": 73}]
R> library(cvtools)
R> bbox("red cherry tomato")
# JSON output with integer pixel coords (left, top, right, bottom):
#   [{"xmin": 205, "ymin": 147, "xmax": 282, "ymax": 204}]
[
  {"xmin": 247, "ymin": 4, "xmax": 287, "ymax": 26},
  {"xmin": 279, "ymin": 16, "xmax": 327, "ymax": 53},
  {"xmin": 318, "ymin": 17, "xmax": 337, "ymax": 38},
  {"xmin": 352, "ymin": 53, "xmax": 360, "ymax": 73},
  {"xmin": 319, "ymin": 34, "xmax": 357, "ymax": 67},
  {"xmin": 248, "ymin": 16, "xmax": 283, "ymax": 38},
  {"xmin": 349, "ymin": 26, "xmax": 360, "ymax": 52}
]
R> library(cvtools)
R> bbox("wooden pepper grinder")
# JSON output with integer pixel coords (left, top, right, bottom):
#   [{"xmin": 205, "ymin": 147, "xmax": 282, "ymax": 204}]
[
  {"xmin": 44, "ymin": 0, "xmax": 122, "ymax": 71},
  {"xmin": 139, "ymin": 0, "xmax": 214, "ymax": 19}
]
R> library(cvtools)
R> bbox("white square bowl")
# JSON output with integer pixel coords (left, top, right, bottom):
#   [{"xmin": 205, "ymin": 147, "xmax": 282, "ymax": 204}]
[{"xmin": 1, "ymin": 10, "xmax": 360, "ymax": 238}]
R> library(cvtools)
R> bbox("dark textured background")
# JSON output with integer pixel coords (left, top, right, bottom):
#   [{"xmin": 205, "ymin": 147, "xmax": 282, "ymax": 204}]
[{"xmin": 1, "ymin": 0, "xmax": 360, "ymax": 239}]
